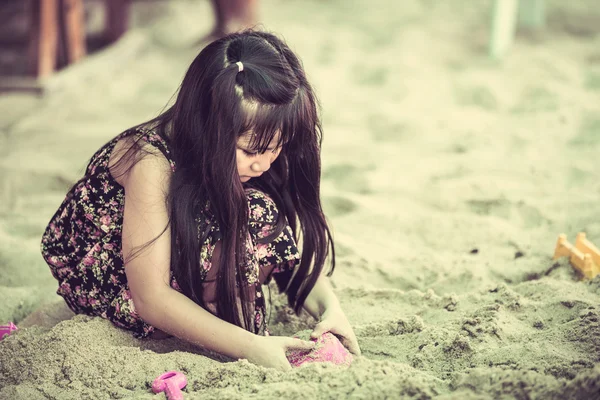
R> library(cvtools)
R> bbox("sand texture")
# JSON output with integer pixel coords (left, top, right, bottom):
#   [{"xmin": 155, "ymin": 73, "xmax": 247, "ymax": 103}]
[{"xmin": 1, "ymin": 0, "xmax": 600, "ymax": 398}]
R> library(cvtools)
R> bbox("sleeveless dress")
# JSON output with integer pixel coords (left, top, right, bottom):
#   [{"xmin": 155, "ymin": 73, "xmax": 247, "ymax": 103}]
[{"xmin": 40, "ymin": 127, "xmax": 300, "ymax": 338}]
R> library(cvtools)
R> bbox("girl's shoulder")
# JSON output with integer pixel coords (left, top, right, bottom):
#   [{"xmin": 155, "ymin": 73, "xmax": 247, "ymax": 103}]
[
  {"xmin": 120, "ymin": 125, "xmax": 173, "ymax": 163},
  {"xmin": 109, "ymin": 126, "xmax": 175, "ymax": 188},
  {"xmin": 125, "ymin": 126, "xmax": 173, "ymax": 161}
]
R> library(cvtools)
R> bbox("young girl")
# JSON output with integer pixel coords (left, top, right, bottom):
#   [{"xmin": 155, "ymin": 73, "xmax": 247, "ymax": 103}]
[{"xmin": 41, "ymin": 30, "xmax": 360, "ymax": 370}]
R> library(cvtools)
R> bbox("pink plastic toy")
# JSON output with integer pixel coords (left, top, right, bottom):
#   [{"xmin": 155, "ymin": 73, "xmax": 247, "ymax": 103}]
[
  {"xmin": 0, "ymin": 322, "xmax": 18, "ymax": 340},
  {"xmin": 287, "ymin": 332, "xmax": 353, "ymax": 368},
  {"xmin": 152, "ymin": 371, "xmax": 187, "ymax": 400}
]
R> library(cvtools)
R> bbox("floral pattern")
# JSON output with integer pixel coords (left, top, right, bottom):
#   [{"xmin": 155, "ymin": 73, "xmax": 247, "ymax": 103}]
[{"xmin": 41, "ymin": 128, "xmax": 300, "ymax": 338}]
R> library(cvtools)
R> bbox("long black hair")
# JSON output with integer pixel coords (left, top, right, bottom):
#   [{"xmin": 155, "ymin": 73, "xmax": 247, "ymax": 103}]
[{"xmin": 131, "ymin": 30, "xmax": 335, "ymax": 331}]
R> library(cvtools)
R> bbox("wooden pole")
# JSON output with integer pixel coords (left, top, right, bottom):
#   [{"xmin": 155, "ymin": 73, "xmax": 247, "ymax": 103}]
[
  {"xmin": 61, "ymin": 0, "xmax": 86, "ymax": 64},
  {"xmin": 489, "ymin": 0, "xmax": 519, "ymax": 59},
  {"xmin": 105, "ymin": 0, "xmax": 132, "ymax": 44},
  {"xmin": 29, "ymin": 0, "xmax": 59, "ymax": 78}
]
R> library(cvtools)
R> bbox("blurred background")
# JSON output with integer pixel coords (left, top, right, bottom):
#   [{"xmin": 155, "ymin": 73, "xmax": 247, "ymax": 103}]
[{"xmin": 1, "ymin": 0, "xmax": 600, "ymax": 398}]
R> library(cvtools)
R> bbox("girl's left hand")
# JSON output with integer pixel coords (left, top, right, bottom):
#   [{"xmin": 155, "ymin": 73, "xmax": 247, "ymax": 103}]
[{"xmin": 311, "ymin": 305, "xmax": 361, "ymax": 356}]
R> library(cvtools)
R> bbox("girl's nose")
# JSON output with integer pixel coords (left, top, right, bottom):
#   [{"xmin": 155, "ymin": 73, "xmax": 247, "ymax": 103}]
[
  {"xmin": 251, "ymin": 163, "xmax": 261, "ymax": 172},
  {"xmin": 250, "ymin": 156, "xmax": 269, "ymax": 174},
  {"xmin": 257, "ymin": 154, "xmax": 271, "ymax": 172},
  {"xmin": 252, "ymin": 148, "xmax": 280, "ymax": 174}
]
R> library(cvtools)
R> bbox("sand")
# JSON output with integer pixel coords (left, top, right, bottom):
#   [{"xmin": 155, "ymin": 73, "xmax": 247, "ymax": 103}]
[{"xmin": 1, "ymin": 0, "xmax": 600, "ymax": 398}]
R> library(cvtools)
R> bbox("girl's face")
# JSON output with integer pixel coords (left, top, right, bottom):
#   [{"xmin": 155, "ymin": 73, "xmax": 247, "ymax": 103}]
[{"xmin": 236, "ymin": 133, "xmax": 282, "ymax": 182}]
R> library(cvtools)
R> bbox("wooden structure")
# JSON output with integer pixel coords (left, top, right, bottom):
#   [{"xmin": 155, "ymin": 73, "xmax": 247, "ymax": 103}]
[
  {"xmin": 29, "ymin": 0, "xmax": 86, "ymax": 78},
  {"xmin": 553, "ymin": 233, "xmax": 600, "ymax": 280},
  {"xmin": 489, "ymin": 0, "xmax": 546, "ymax": 59},
  {"xmin": 28, "ymin": 0, "xmax": 131, "ymax": 79},
  {"xmin": 104, "ymin": 0, "xmax": 132, "ymax": 45}
]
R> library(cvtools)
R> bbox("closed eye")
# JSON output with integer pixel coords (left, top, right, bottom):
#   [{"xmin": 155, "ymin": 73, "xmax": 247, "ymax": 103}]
[
  {"xmin": 242, "ymin": 149, "xmax": 258, "ymax": 157},
  {"xmin": 240, "ymin": 146, "xmax": 281, "ymax": 157}
]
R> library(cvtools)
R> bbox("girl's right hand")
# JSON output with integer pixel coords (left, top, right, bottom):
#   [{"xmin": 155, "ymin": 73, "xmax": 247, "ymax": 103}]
[{"xmin": 243, "ymin": 335, "xmax": 315, "ymax": 370}]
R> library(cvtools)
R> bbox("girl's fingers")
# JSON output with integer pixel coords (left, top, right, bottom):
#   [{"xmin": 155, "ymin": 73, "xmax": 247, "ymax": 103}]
[
  {"xmin": 286, "ymin": 338, "xmax": 316, "ymax": 351},
  {"xmin": 311, "ymin": 319, "xmax": 361, "ymax": 355},
  {"xmin": 340, "ymin": 334, "xmax": 361, "ymax": 356},
  {"xmin": 322, "ymin": 328, "xmax": 360, "ymax": 356},
  {"xmin": 347, "ymin": 340, "xmax": 362, "ymax": 356},
  {"xmin": 311, "ymin": 322, "xmax": 329, "ymax": 338}
]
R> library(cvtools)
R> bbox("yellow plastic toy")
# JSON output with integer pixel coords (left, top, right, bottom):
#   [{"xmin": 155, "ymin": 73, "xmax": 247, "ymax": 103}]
[{"xmin": 553, "ymin": 233, "xmax": 600, "ymax": 279}]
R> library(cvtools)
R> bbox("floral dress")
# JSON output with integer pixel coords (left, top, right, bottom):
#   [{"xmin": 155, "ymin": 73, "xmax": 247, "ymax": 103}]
[{"xmin": 40, "ymin": 128, "xmax": 300, "ymax": 338}]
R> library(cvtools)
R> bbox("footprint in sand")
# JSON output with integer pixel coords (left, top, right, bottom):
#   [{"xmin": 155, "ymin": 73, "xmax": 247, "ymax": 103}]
[
  {"xmin": 568, "ymin": 114, "xmax": 600, "ymax": 147},
  {"xmin": 550, "ymin": 8, "xmax": 600, "ymax": 38},
  {"xmin": 584, "ymin": 69, "xmax": 600, "ymax": 91},
  {"xmin": 367, "ymin": 113, "xmax": 411, "ymax": 143},
  {"xmin": 466, "ymin": 198, "xmax": 550, "ymax": 228},
  {"xmin": 467, "ymin": 198, "xmax": 511, "ymax": 218},
  {"xmin": 454, "ymin": 85, "xmax": 498, "ymax": 111},
  {"xmin": 352, "ymin": 64, "xmax": 389, "ymax": 87},
  {"xmin": 316, "ymin": 41, "xmax": 335, "ymax": 66},
  {"xmin": 510, "ymin": 86, "xmax": 559, "ymax": 114},
  {"xmin": 322, "ymin": 164, "xmax": 372, "ymax": 194},
  {"xmin": 321, "ymin": 195, "xmax": 357, "ymax": 218},
  {"xmin": 567, "ymin": 165, "xmax": 597, "ymax": 189}
]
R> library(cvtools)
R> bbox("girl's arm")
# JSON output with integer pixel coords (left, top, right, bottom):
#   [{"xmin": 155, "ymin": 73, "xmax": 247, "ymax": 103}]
[
  {"xmin": 302, "ymin": 274, "xmax": 341, "ymax": 319},
  {"xmin": 120, "ymin": 151, "xmax": 313, "ymax": 367},
  {"xmin": 139, "ymin": 286, "xmax": 257, "ymax": 357},
  {"xmin": 302, "ymin": 274, "xmax": 362, "ymax": 355},
  {"xmin": 121, "ymin": 152, "xmax": 258, "ymax": 359}
]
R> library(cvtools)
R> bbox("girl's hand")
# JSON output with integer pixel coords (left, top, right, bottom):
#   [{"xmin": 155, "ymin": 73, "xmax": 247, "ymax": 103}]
[
  {"xmin": 311, "ymin": 305, "xmax": 361, "ymax": 356},
  {"xmin": 243, "ymin": 335, "xmax": 315, "ymax": 370}
]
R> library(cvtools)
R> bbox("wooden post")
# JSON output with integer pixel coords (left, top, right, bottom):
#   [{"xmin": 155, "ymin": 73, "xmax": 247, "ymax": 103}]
[
  {"xmin": 29, "ymin": 0, "xmax": 59, "ymax": 78},
  {"xmin": 518, "ymin": 0, "xmax": 545, "ymax": 29},
  {"xmin": 61, "ymin": 0, "xmax": 86, "ymax": 64},
  {"xmin": 105, "ymin": 0, "xmax": 132, "ymax": 44},
  {"xmin": 489, "ymin": 0, "xmax": 519, "ymax": 59}
]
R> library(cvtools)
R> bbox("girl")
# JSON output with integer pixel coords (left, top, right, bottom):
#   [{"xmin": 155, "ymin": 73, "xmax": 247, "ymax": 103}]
[{"xmin": 41, "ymin": 30, "xmax": 360, "ymax": 370}]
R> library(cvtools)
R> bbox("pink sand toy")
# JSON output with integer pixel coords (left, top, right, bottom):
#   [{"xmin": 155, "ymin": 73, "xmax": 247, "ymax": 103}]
[
  {"xmin": 0, "ymin": 322, "xmax": 18, "ymax": 340},
  {"xmin": 287, "ymin": 332, "xmax": 353, "ymax": 368},
  {"xmin": 152, "ymin": 371, "xmax": 187, "ymax": 400}
]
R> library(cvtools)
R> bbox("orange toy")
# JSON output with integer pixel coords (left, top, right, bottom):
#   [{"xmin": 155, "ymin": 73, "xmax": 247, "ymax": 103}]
[{"xmin": 553, "ymin": 233, "xmax": 600, "ymax": 279}]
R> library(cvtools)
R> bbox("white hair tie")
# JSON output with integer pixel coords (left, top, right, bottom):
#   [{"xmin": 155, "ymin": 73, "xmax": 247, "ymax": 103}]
[{"xmin": 236, "ymin": 61, "xmax": 244, "ymax": 72}]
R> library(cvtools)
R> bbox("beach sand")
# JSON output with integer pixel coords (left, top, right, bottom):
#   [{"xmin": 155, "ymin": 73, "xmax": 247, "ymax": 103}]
[{"xmin": 1, "ymin": 0, "xmax": 600, "ymax": 398}]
